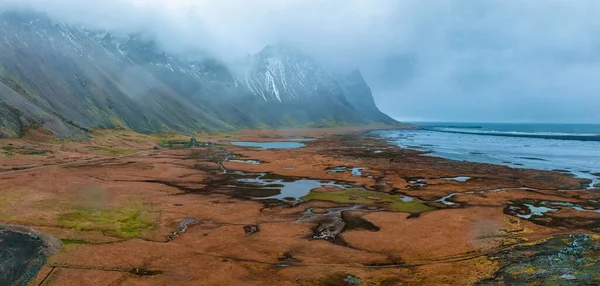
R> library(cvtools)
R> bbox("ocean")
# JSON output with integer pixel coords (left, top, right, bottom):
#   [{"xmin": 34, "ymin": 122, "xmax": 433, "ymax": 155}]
[{"xmin": 373, "ymin": 122, "xmax": 600, "ymax": 189}]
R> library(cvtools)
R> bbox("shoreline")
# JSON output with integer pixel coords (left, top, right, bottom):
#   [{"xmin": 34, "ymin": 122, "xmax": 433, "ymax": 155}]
[
  {"xmin": 420, "ymin": 127, "xmax": 600, "ymax": 142},
  {"xmin": 372, "ymin": 128, "xmax": 600, "ymax": 190}
]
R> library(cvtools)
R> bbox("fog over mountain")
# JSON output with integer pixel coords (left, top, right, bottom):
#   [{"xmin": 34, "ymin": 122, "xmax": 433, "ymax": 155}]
[{"xmin": 2, "ymin": 0, "xmax": 600, "ymax": 123}]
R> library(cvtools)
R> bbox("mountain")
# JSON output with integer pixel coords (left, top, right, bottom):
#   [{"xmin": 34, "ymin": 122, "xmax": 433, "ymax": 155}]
[{"xmin": 0, "ymin": 11, "xmax": 396, "ymax": 139}]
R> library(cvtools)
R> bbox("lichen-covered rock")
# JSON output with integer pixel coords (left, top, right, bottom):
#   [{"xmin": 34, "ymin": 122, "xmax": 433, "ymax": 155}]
[
  {"xmin": 243, "ymin": 224, "xmax": 259, "ymax": 234},
  {"xmin": 478, "ymin": 234, "xmax": 600, "ymax": 285}
]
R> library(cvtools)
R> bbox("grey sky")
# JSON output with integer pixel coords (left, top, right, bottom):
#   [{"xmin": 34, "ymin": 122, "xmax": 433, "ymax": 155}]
[{"xmin": 2, "ymin": 0, "xmax": 600, "ymax": 123}]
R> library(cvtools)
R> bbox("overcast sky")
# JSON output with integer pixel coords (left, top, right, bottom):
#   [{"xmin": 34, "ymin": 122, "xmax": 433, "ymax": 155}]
[{"xmin": 3, "ymin": 0, "xmax": 600, "ymax": 123}]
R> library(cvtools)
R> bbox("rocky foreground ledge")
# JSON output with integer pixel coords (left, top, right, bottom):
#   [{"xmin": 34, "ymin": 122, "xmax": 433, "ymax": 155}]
[{"xmin": 0, "ymin": 225, "xmax": 62, "ymax": 285}]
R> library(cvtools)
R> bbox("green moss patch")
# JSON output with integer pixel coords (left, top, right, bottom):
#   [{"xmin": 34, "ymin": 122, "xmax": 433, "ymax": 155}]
[
  {"xmin": 60, "ymin": 239, "xmax": 88, "ymax": 245},
  {"xmin": 104, "ymin": 148, "xmax": 136, "ymax": 155},
  {"xmin": 0, "ymin": 190, "xmax": 25, "ymax": 213},
  {"xmin": 84, "ymin": 146, "xmax": 136, "ymax": 155},
  {"xmin": 301, "ymin": 189, "xmax": 433, "ymax": 213},
  {"xmin": 57, "ymin": 204, "xmax": 157, "ymax": 239}
]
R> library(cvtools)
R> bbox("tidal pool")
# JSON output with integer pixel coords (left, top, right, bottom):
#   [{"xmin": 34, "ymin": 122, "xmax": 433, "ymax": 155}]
[{"xmin": 231, "ymin": 141, "xmax": 305, "ymax": 149}]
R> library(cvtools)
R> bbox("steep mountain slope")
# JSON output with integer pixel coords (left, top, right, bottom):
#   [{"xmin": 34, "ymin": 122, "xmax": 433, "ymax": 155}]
[
  {"xmin": 0, "ymin": 11, "xmax": 396, "ymax": 138},
  {"xmin": 337, "ymin": 70, "xmax": 396, "ymax": 123}
]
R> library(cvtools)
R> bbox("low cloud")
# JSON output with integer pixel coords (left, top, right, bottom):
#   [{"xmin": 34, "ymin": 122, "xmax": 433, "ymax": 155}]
[{"xmin": 2, "ymin": 0, "xmax": 600, "ymax": 123}]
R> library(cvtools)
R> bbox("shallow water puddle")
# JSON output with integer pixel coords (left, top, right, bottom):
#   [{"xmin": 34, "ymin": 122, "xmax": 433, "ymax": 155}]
[
  {"xmin": 231, "ymin": 141, "xmax": 305, "ymax": 149},
  {"xmin": 351, "ymin": 168, "xmax": 365, "ymax": 176},
  {"xmin": 232, "ymin": 173, "xmax": 427, "ymax": 213},
  {"xmin": 407, "ymin": 178, "xmax": 428, "ymax": 188},
  {"xmin": 442, "ymin": 176, "xmax": 471, "ymax": 182},
  {"xmin": 514, "ymin": 204, "xmax": 557, "ymax": 219},
  {"xmin": 328, "ymin": 167, "xmax": 346, "ymax": 174},
  {"xmin": 505, "ymin": 199, "xmax": 600, "ymax": 232},
  {"xmin": 408, "ymin": 178, "xmax": 427, "ymax": 184},
  {"xmin": 437, "ymin": 194, "xmax": 457, "ymax": 205},
  {"xmin": 227, "ymin": 159, "xmax": 262, "ymax": 164},
  {"xmin": 541, "ymin": 201, "xmax": 600, "ymax": 214},
  {"xmin": 328, "ymin": 166, "xmax": 367, "ymax": 176},
  {"xmin": 237, "ymin": 174, "xmax": 353, "ymax": 200},
  {"xmin": 167, "ymin": 217, "xmax": 202, "ymax": 242},
  {"xmin": 505, "ymin": 199, "xmax": 600, "ymax": 221}
]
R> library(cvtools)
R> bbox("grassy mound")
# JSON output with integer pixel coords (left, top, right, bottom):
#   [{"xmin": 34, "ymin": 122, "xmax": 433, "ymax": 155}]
[
  {"xmin": 58, "ymin": 204, "xmax": 156, "ymax": 239},
  {"xmin": 302, "ymin": 189, "xmax": 433, "ymax": 213}
]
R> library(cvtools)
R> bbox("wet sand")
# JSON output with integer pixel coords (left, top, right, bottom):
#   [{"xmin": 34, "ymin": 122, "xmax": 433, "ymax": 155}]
[{"xmin": 0, "ymin": 127, "xmax": 599, "ymax": 285}]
